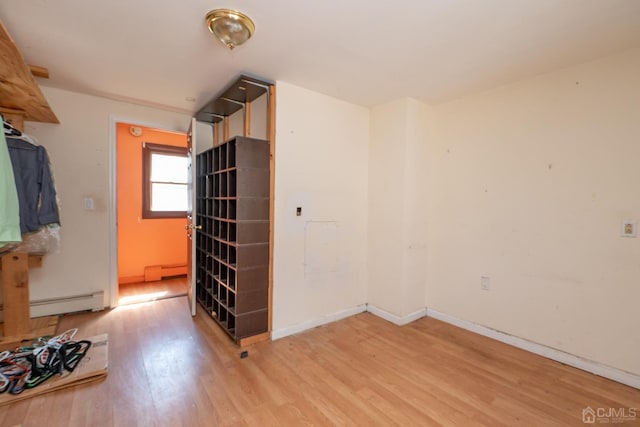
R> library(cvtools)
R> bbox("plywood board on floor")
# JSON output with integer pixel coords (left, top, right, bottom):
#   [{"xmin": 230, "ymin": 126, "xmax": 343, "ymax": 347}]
[{"xmin": 0, "ymin": 333, "xmax": 108, "ymax": 406}]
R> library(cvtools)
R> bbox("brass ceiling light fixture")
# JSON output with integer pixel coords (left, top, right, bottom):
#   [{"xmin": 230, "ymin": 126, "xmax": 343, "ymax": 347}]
[{"xmin": 205, "ymin": 9, "xmax": 255, "ymax": 51}]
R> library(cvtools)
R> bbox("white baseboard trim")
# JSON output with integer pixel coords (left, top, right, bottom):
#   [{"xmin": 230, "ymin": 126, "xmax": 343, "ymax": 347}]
[
  {"xmin": 271, "ymin": 304, "xmax": 367, "ymax": 340},
  {"xmin": 0, "ymin": 291, "xmax": 105, "ymax": 322},
  {"xmin": 366, "ymin": 304, "xmax": 427, "ymax": 326},
  {"xmin": 426, "ymin": 308, "xmax": 640, "ymax": 390}
]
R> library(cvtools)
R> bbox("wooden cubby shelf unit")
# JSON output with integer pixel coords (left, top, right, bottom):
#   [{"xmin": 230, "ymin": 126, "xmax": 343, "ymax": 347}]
[{"xmin": 195, "ymin": 136, "xmax": 270, "ymax": 341}]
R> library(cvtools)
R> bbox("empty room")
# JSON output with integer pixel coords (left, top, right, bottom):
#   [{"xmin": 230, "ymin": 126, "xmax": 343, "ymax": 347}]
[{"xmin": 0, "ymin": 1, "xmax": 639, "ymax": 426}]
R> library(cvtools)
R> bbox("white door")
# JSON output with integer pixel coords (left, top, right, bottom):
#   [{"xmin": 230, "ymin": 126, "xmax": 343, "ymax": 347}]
[{"xmin": 186, "ymin": 117, "xmax": 198, "ymax": 316}]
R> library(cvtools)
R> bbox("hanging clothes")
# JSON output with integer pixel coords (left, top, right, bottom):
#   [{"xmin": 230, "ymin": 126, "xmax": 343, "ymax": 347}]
[
  {"xmin": 0, "ymin": 131, "xmax": 22, "ymax": 245},
  {"xmin": 6, "ymin": 136, "xmax": 60, "ymax": 233}
]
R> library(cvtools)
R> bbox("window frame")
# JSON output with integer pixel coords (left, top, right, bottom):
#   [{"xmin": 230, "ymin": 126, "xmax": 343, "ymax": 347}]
[{"xmin": 142, "ymin": 142, "xmax": 189, "ymax": 219}]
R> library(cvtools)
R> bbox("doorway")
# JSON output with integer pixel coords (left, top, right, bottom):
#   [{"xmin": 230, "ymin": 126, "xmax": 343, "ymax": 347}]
[{"xmin": 115, "ymin": 122, "xmax": 189, "ymax": 305}]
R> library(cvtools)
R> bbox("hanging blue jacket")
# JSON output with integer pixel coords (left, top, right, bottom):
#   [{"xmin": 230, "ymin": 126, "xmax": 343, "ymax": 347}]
[{"xmin": 6, "ymin": 137, "xmax": 60, "ymax": 233}]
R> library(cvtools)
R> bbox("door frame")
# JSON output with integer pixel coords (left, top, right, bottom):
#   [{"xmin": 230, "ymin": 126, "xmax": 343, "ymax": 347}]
[{"xmin": 108, "ymin": 115, "xmax": 189, "ymax": 308}]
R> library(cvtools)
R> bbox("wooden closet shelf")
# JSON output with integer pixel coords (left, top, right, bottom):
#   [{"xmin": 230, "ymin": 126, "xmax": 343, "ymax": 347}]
[{"xmin": 0, "ymin": 21, "xmax": 59, "ymax": 124}]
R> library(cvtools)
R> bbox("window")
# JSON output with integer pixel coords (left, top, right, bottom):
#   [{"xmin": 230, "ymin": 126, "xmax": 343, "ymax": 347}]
[{"xmin": 142, "ymin": 143, "xmax": 189, "ymax": 219}]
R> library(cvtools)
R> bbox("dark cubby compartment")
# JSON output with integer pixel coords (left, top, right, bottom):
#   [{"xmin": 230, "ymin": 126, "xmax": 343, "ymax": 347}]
[
  {"xmin": 220, "ymin": 172, "xmax": 228, "ymax": 197},
  {"xmin": 228, "ymin": 314, "xmax": 236, "ymax": 335},
  {"xmin": 228, "ymin": 269, "xmax": 236, "ymax": 290},
  {"xmin": 219, "ymin": 285, "xmax": 227, "ymax": 305},
  {"xmin": 206, "ymin": 175, "xmax": 214, "ymax": 198},
  {"xmin": 228, "ymin": 223, "xmax": 237, "ymax": 242},
  {"xmin": 212, "ymin": 299, "xmax": 219, "ymax": 318},
  {"xmin": 208, "ymin": 151, "xmax": 214, "ymax": 174},
  {"xmin": 229, "ymin": 170, "xmax": 237, "ymax": 197},
  {"xmin": 221, "ymin": 144, "xmax": 228, "ymax": 170},
  {"xmin": 214, "ymin": 173, "xmax": 220, "ymax": 197},
  {"xmin": 220, "ymin": 222, "xmax": 228, "ymax": 241},
  {"xmin": 228, "ymin": 292, "xmax": 236, "ymax": 313},
  {"xmin": 228, "ymin": 140, "xmax": 236, "ymax": 168},
  {"xmin": 213, "ymin": 147, "xmax": 219, "ymax": 172},
  {"xmin": 213, "ymin": 259, "xmax": 220, "ymax": 280},
  {"xmin": 228, "ymin": 199, "xmax": 237, "ymax": 219},
  {"xmin": 220, "ymin": 243, "xmax": 228, "ymax": 262},
  {"xmin": 220, "ymin": 200, "xmax": 227, "ymax": 218},
  {"xmin": 228, "ymin": 246, "xmax": 236, "ymax": 266}
]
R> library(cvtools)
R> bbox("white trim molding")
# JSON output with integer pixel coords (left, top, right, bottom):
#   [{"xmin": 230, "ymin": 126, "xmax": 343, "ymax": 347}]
[
  {"xmin": 366, "ymin": 304, "xmax": 427, "ymax": 326},
  {"xmin": 0, "ymin": 291, "xmax": 104, "ymax": 322},
  {"xmin": 426, "ymin": 308, "xmax": 640, "ymax": 390},
  {"xmin": 271, "ymin": 304, "xmax": 367, "ymax": 340}
]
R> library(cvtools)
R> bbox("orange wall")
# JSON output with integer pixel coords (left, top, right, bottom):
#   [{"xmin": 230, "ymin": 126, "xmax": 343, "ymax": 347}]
[{"xmin": 117, "ymin": 123, "xmax": 188, "ymax": 282}]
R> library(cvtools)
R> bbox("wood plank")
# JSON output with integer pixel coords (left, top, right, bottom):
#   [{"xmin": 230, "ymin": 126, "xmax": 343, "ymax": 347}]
[
  {"xmin": 0, "ymin": 254, "xmax": 42, "ymax": 271},
  {"xmin": 0, "ymin": 107, "xmax": 24, "ymax": 132},
  {"xmin": 244, "ymin": 101, "xmax": 251, "ymax": 137},
  {"xmin": 267, "ymin": 84, "xmax": 275, "ymax": 333},
  {"xmin": 28, "ymin": 64, "xmax": 49, "ymax": 79},
  {"xmin": 238, "ymin": 331, "xmax": 269, "ymax": 348},
  {"xmin": 0, "ymin": 315, "xmax": 58, "ymax": 346},
  {"xmin": 0, "ymin": 21, "xmax": 59, "ymax": 123},
  {"xmin": 1, "ymin": 252, "xmax": 30, "ymax": 337},
  {"xmin": 223, "ymin": 116, "xmax": 229, "ymax": 142}
]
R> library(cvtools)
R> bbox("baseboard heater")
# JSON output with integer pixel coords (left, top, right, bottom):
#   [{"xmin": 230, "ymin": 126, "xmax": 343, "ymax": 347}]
[
  {"xmin": 0, "ymin": 291, "xmax": 104, "ymax": 322},
  {"xmin": 144, "ymin": 264, "xmax": 187, "ymax": 282}
]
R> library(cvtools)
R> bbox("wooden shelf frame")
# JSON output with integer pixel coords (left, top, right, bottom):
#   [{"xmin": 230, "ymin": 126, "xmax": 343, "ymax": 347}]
[{"xmin": 0, "ymin": 21, "xmax": 60, "ymax": 343}]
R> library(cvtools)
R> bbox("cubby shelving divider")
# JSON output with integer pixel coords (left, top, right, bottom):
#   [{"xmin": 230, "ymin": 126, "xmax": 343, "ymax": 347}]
[{"xmin": 195, "ymin": 136, "xmax": 270, "ymax": 341}]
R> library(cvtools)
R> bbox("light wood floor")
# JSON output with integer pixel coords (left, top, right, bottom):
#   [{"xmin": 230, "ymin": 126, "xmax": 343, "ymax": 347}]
[
  {"xmin": 1, "ymin": 298, "xmax": 638, "ymax": 426},
  {"xmin": 118, "ymin": 276, "xmax": 188, "ymax": 306}
]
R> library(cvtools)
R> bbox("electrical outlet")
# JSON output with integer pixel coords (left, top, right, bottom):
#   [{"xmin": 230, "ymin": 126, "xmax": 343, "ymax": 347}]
[
  {"xmin": 481, "ymin": 276, "xmax": 490, "ymax": 291},
  {"xmin": 621, "ymin": 220, "xmax": 637, "ymax": 238}
]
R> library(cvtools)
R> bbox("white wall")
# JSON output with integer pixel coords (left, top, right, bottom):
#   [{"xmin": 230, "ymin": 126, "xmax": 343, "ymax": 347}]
[
  {"xmin": 427, "ymin": 48, "xmax": 640, "ymax": 375},
  {"xmin": 7, "ymin": 87, "xmax": 190, "ymax": 308},
  {"xmin": 368, "ymin": 98, "xmax": 431, "ymax": 317},
  {"xmin": 368, "ymin": 99, "xmax": 408, "ymax": 315},
  {"xmin": 272, "ymin": 81, "xmax": 369, "ymax": 332}
]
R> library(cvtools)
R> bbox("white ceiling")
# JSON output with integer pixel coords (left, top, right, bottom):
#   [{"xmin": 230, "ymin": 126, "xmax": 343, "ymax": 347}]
[{"xmin": 1, "ymin": 1, "xmax": 639, "ymax": 114}]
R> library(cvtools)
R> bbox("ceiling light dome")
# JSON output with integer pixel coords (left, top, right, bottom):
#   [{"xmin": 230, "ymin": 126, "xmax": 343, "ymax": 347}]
[{"xmin": 205, "ymin": 9, "xmax": 255, "ymax": 50}]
